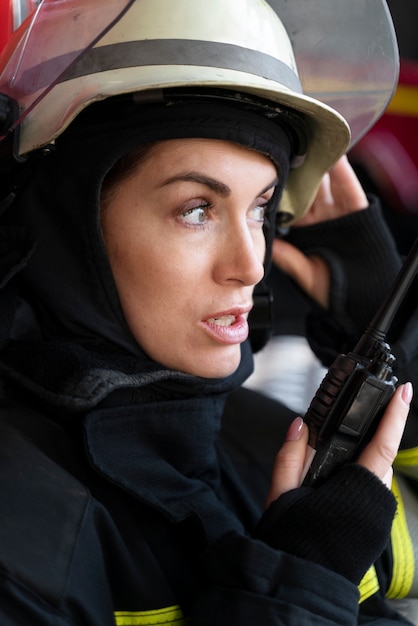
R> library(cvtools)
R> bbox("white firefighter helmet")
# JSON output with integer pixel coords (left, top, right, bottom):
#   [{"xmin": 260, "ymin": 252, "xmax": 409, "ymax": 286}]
[{"xmin": 0, "ymin": 0, "xmax": 398, "ymax": 222}]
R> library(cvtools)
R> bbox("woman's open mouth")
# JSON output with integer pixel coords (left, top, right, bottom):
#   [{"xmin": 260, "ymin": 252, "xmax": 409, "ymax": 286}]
[{"xmin": 202, "ymin": 313, "xmax": 249, "ymax": 344}]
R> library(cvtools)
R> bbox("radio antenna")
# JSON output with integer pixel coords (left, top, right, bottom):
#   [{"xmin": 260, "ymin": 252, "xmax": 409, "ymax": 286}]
[{"xmin": 355, "ymin": 237, "xmax": 418, "ymax": 352}]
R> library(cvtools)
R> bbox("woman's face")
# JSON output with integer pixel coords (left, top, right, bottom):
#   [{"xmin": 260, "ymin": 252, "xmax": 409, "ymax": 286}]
[{"xmin": 101, "ymin": 138, "xmax": 277, "ymax": 378}]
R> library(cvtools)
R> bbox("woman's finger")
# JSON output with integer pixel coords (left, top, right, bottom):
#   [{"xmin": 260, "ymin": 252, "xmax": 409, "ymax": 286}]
[
  {"xmin": 357, "ymin": 383, "xmax": 412, "ymax": 482},
  {"xmin": 266, "ymin": 417, "xmax": 309, "ymax": 508},
  {"xmin": 327, "ymin": 155, "xmax": 368, "ymax": 212},
  {"xmin": 381, "ymin": 467, "xmax": 393, "ymax": 490},
  {"xmin": 294, "ymin": 156, "xmax": 368, "ymax": 226},
  {"xmin": 272, "ymin": 238, "xmax": 330, "ymax": 308}
]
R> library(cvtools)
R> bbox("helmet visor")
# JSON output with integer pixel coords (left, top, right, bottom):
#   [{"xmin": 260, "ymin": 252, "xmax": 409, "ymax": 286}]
[
  {"xmin": 269, "ymin": 0, "xmax": 399, "ymax": 146},
  {"xmin": 0, "ymin": 0, "xmax": 136, "ymax": 135}
]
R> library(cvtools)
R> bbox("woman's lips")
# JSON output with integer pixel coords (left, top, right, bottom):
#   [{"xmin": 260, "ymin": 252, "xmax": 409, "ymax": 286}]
[{"xmin": 201, "ymin": 312, "xmax": 249, "ymax": 344}]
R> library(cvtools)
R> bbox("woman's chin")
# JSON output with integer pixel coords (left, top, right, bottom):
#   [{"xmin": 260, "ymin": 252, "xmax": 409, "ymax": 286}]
[{"xmin": 186, "ymin": 348, "xmax": 242, "ymax": 379}]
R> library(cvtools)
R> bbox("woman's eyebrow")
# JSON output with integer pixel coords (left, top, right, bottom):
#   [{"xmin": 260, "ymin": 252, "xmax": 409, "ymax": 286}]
[
  {"xmin": 157, "ymin": 172, "xmax": 231, "ymax": 196},
  {"xmin": 261, "ymin": 178, "xmax": 279, "ymax": 195},
  {"xmin": 157, "ymin": 173, "xmax": 279, "ymax": 196}
]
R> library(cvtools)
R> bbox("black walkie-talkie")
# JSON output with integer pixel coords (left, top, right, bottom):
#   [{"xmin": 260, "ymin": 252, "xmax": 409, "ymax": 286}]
[{"xmin": 303, "ymin": 237, "xmax": 418, "ymax": 486}]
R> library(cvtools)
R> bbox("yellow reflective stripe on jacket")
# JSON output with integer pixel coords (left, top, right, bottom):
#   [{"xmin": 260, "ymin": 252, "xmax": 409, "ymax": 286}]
[
  {"xmin": 359, "ymin": 471, "xmax": 418, "ymax": 604},
  {"xmin": 387, "ymin": 475, "xmax": 416, "ymax": 599},
  {"xmin": 114, "ymin": 605, "xmax": 187, "ymax": 625},
  {"xmin": 394, "ymin": 447, "xmax": 418, "ymax": 481},
  {"xmin": 359, "ymin": 565, "xmax": 379, "ymax": 603}
]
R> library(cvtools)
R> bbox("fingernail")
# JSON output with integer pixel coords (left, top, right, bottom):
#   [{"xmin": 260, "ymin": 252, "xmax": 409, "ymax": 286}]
[
  {"xmin": 285, "ymin": 417, "xmax": 305, "ymax": 441},
  {"xmin": 402, "ymin": 382, "xmax": 413, "ymax": 405}
]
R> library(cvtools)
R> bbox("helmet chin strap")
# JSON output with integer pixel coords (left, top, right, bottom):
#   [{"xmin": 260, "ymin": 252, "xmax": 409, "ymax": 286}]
[{"xmin": 248, "ymin": 280, "xmax": 274, "ymax": 353}]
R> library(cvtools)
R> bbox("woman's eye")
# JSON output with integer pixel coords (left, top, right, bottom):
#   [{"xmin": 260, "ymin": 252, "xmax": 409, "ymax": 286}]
[
  {"xmin": 179, "ymin": 205, "xmax": 209, "ymax": 225},
  {"xmin": 248, "ymin": 204, "xmax": 267, "ymax": 223}
]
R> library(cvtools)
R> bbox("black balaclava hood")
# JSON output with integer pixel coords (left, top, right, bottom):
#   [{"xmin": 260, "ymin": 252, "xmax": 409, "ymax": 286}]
[{"xmin": 0, "ymin": 93, "xmax": 294, "ymax": 410}]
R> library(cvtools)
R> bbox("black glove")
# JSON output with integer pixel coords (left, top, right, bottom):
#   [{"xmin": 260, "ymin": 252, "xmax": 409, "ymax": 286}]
[
  {"xmin": 256, "ymin": 464, "xmax": 397, "ymax": 585},
  {"xmin": 286, "ymin": 199, "xmax": 402, "ymax": 340}
]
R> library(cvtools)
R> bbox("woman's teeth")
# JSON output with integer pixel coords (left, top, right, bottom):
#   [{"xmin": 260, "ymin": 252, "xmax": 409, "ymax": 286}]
[{"xmin": 208, "ymin": 315, "xmax": 236, "ymax": 327}]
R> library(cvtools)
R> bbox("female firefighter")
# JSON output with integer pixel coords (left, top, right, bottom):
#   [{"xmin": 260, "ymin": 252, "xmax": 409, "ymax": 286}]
[{"xmin": 0, "ymin": 0, "xmax": 415, "ymax": 624}]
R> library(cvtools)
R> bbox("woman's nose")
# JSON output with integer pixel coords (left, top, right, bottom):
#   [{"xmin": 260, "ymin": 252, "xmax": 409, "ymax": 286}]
[{"xmin": 214, "ymin": 220, "xmax": 265, "ymax": 286}]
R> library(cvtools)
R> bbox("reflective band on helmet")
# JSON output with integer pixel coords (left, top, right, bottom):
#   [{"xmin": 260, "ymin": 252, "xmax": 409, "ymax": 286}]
[{"xmin": 61, "ymin": 39, "xmax": 302, "ymax": 93}]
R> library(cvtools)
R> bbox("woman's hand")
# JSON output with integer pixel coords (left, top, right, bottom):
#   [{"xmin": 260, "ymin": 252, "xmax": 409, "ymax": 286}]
[
  {"xmin": 357, "ymin": 382, "xmax": 412, "ymax": 488},
  {"xmin": 292, "ymin": 154, "xmax": 368, "ymax": 227},
  {"xmin": 266, "ymin": 382, "xmax": 412, "ymax": 507},
  {"xmin": 265, "ymin": 416, "xmax": 309, "ymax": 508},
  {"xmin": 272, "ymin": 155, "xmax": 368, "ymax": 308}
]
